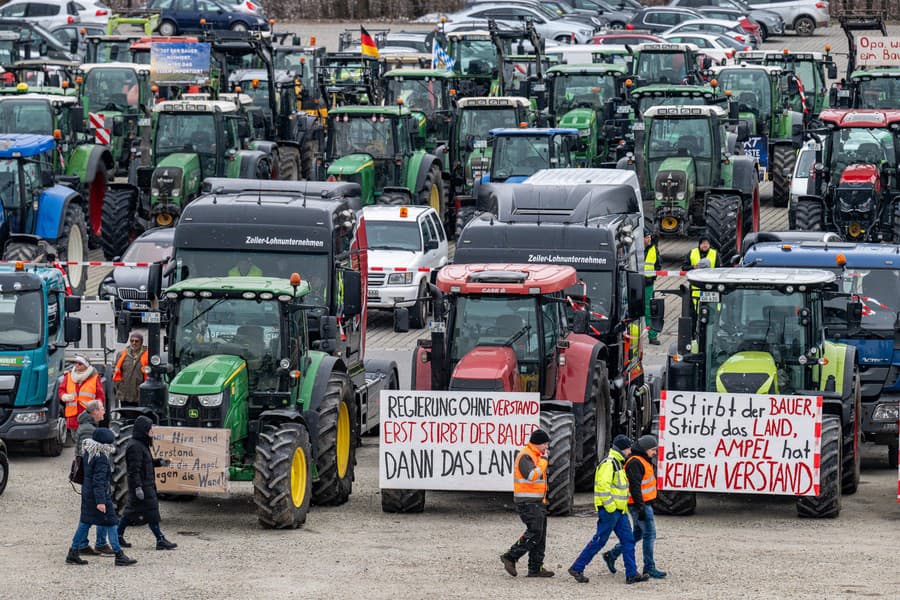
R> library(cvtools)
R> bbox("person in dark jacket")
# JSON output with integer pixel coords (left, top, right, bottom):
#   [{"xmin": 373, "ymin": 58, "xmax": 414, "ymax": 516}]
[
  {"xmin": 66, "ymin": 428, "xmax": 136, "ymax": 566},
  {"xmin": 603, "ymin": 435, "xmax": 666, "ymax": 579},
  {"xmin": 73, "ymin": 401, "xmax": 112, "ymax": 556},
  {"xmin": 117, "ymin": 416, "xmax": 177, "ymax": 550}
]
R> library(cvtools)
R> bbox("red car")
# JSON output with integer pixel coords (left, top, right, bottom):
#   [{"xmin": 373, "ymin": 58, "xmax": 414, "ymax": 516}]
[{"xmin": 592, "ymin": 32, "xmax": 663, "ymax": 44}]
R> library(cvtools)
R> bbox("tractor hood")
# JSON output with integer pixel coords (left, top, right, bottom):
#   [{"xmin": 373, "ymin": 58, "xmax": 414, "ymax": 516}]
[
  {"xmin": 327, "ymin": 154, "xmax": 375, "ymax": 177},
  {"xmin": 169, "ymin": 354, "xmax": 246, "ymax": 395},
  {"xmin": 715, "ymin": 351, "xmax": 778, "ymax": 394},
  {"xmin": 449, "ymin": 346, "xmax": 518, "ymax": 392},
  {"xmin": 557, "ymin": 107, "xmax": 595, "ymax": 132},
  {"xmin": 839, "ymin": 163, "xmax": 880, "ymax": 192}
]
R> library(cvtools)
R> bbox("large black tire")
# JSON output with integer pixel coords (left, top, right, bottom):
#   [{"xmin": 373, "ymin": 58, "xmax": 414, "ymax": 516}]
[
  {"xmin": 705, "ymin": 193, "xmax": 743, "ymax": 265},
  {"xmin": 0, "ymin": 446, "xmax": 7, "ymax": 496},
  {"xmin": 770, "ymin": 144, "xmax": 794, "ymax": 208},
  {"xmin": 794, "ymin": 198, "xmax": 824, "ymax": 232},
  {"xmin": 39, "ymin": 417, "xmax": 65, "ymax": 457},
  {"xmin": 100, "ymin": 188, "xmax": 137, "ymax": 261},
  {"xmin": 86, "ymin": 161, "xmax": 108, "ymax": 248},
  {"xmin": 311, "ymin": 372, "xmax": 358, "ymax": 506},
  {"xmin": 301, "ymin": 139, "xmax": 316, "ymax": 181},
  {"xmin": 454, "ymin": 206, "xmax": 477, "ymax": 238},
  {"xmin": 57, "ymin": 202, "xmax": 88, "ymax": 295},
  {"xmin": 255, "ymin": 158, "xmax": 273, "ymax": 180},
  {"xmin": 574, "ymin": 363, "xmax": 611, "ymax": 492},
  {"xmin": 381, "ymin": 488, "xmax": 426, "ymax": 513},
  {"xmin": 253, "ymin": 422, "xmax": 313, "ymax": 528},
  {"xmin": 380, "ymin": 192, "xmax": 409, "ymax": 206},
  {"xmin": 418, "ymin": 165, "xmax": 445, "ymax": 217},
  {"xmin": 651, "ymin": 417, "xmax": 696, "ymax": 516},
  {"xmin": 841, "ymin": 373, "xmax": 861, "ymax": 495},
  {"xmin": 541, "ymin": 411, "xmax": 576, "ymax": 516},
  {"xmin": 797, "ymin": 415, "xmax": 841, "ymax": 518},
  {"xmin": 2, "ymin": 241, "xmax": 41, "ymax": 262},
  {"xmin": 110, "ymin": 420, "xmax": 133, "ymax": 515},
  {"xmin": 408, "ymin": 279, "xmax": 429, "ymax": 330},
  {"xmin": 891, "ymin": 201, "xmax": 900, "ymax": 243}
]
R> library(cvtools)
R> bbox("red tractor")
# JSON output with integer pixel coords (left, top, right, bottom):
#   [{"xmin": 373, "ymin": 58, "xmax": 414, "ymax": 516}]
[{"xmin": 388, "ymin": 263, "xmax": 607, "ymax": 515}]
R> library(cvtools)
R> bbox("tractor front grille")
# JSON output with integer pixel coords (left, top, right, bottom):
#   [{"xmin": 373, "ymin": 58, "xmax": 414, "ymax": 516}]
[{"xmin": 718, "ymin": 372, "xmax": 773, "ymax": 394}]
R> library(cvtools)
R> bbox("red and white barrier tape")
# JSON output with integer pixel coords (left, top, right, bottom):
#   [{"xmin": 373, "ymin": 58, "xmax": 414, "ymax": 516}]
[
  {"xmin": 0, "ymin": 260, "xmax": 154, "ymax": 268},
  {"xmin": 369, "ymin": 267, "xmax": 432, "ymax": 272}
]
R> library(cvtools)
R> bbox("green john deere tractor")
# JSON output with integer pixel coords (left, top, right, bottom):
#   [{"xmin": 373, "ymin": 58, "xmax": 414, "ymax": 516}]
[
  {"xmin": 383, "ymin": 68, "xmax": 456, "ymax": 156},
  {"xmin": 623, "ymin": 105, "xmax": 760, "ymax": 263},
  {"xmin": 323, "ymin": 105, "xmax": 445, "ymax": 217},
  {"xmin": 651, "ymin": 267, "xmax": 861, "ymax": 517}
]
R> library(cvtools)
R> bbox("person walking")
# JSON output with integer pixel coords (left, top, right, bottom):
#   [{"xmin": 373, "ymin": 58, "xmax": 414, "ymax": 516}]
[
  {"xmin": 66, "ymin": 428, "xmax": 136, "ymax": 567},
  {"xmin": 59, "ymin": 356, "xmax": 106, "ymax": 438},
  {"xmin": 568, "ymin": 435, "xmax": 648, "ymax": 585},
  {"xmin": 74, "ymin": 400, "xmax": 112, "ymax": 556},
  {"xmin": 644, "ymin": 233, "xmax": 661, "ymax": 345},
  {"xmin": 113, "ymin": 333, "xmax": 149, "ymax": 406},
  {"xmin": 117, "ymin": 416, "xmax": 177, "ymax": 550},
  {"xmin": 500, "ymin": 428, "xmax": 554, "ymax": 578},
  {"xmin": 603, "ymin": 435, "xmax": 667, "ymax": 579}
]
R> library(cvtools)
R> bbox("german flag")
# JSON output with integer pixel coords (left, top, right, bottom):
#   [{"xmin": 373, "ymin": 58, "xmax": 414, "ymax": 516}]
[{"xmin": 360, "ymin": 26, "xmax": 379, "ymax": 58}]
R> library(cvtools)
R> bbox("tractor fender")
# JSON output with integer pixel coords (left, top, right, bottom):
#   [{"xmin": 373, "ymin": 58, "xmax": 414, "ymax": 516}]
[
  {"xmin": 36, "ymin": 185, "xmax": 82, "ymax": 242},
  {"xmin": 364, "ymin": 358, "xmax": 398, "ymax": 386},
  {"xmin": 555, "ymin": 333, "xmax": 605, "ymax": 407},
  {"xmin": 410, "ymin": 152, "xmax": 439, "ymax": 194},
  {"xmin": 728, "ymin": 155, "xmax": 759, "ymax": 194},
  {"xmin": 249, "ymin": 140, "xmax": 278, "ymax": 158},
  {"xmin": 819, "ymin": 342, "xmax": 857, "ymax": 424},
  {"xmin": 797, "ymin": 193, "xmax": 826, "ymax": 212},
  {"xmin": 67, "ymin": 144, "xmax": 113, "ymax": 184},
  {"xmin": 109, "ymin": 405, "xmax": 159, "ymax": 425},
  {"xmin": 410, "ymin": 346, "xmax": 431, "ymax": 390},
  {"xmin": 301, "ymin": 354, "xmax": 347, "ymax": 460},
  {"xmin": 296, "ymin": 113, "xmax": 324, "ymax": 141},
  {"xmin": 257, "ymin": 409, "xmax": 310, "ymax": 436},
  {"xmin": 236, "ymin": 150, "xmax": 270, "ymax": 179}
]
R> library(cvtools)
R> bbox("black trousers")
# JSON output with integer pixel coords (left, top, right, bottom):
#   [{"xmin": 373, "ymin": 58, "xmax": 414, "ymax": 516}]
[{"xmin": 506, "ymin": 501, "xmax": 547, "ymax": 572}]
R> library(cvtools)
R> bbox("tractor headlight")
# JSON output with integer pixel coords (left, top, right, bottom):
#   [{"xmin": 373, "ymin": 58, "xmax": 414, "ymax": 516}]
[
  {"xmin": 655, "ymin": 191, "xmax": 663, "ymax": 200},
  {"xmin": 676, "ymin": 192, "xmax": 685, "ymax": 200},
  {"xmin": 198, "ymin": 393, "xmax": 223, "ymax": 407},
  {"xmin": 872, "ymin": 402, "xmax": 898, "ymax": 422},
  {"xmin": 387, "ymin": 272, "xmax": 414, "ymax": 285},
  {"xmin": 168, "ymin": 393, "xmax": 189, "ymax": 406}
]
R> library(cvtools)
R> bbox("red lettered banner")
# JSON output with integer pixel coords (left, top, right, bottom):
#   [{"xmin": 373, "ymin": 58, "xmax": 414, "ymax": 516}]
[
  {"xmin": 379, "ymin": 391, "xmax": 540, "ymax": 491},
  {"xmin": 658, "ymin": 390, "xmax": 823, "ymax": 496}
]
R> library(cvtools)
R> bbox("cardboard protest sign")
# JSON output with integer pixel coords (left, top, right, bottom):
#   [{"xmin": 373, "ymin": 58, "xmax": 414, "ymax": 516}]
[
  {"xmin": 380, "ymin": 391, "xmax": 540, "ymax": 491},
  {"xmin": 658, "ymin": 391, "xmax": 823, "ymax": 496},
  {"xmin": 855, "ymin": 35, "xmax": 900, "ymax": 67},
  {"xmin": 151, "ymin": 42, "xmax": 211, "ymax": 85},
  {"xmin": 152, "ymin": 426, "xmax": 229, "ymax": 494}
]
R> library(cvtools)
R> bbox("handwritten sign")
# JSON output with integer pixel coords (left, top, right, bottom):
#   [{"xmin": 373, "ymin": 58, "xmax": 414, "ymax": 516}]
[
  {"xmin": 855, "ymin": 36, "xmax": 900, "ymax": 67},
  {"xmin": 379, "ymin": 391, "xmax": 540, "ymax": 491},
  {"xmin": 657, "ymin": 391, "xmax": 823, "ymax": 496},
  {"xmin": 151, "ymin": 426, "xmax": 229, "ymax": 494}
]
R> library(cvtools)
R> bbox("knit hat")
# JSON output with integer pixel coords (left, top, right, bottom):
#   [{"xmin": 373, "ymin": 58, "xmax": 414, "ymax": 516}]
[
  {"xmin": 612, "ymin": 434, "xmax": 632, "ymax": 451},
  {"xmin": 529, "ymin": 429, "xmax": 550, "ymax": 445},
  {"xmin": 71, "ymin": 355, "xmax": 90, "ymax": 368},
  {"xmin": 92, "ymin": 427, "xmax": 115, "ymax": 444},
  {"xmin": 637, "ymin": 435, "xmax": 658, "ymax": 452}
]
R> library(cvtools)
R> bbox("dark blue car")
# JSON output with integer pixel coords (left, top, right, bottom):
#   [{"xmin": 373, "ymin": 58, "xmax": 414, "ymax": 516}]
[{"xmin": 145, "ymin": 0, "xmax": 269, "ymax": 35}]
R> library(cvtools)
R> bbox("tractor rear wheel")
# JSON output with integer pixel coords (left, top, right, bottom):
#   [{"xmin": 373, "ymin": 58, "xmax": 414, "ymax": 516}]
[
  {"xmin": 253, "ymin": 422, "xmax": 313, "ymax": 528},
  {"xmin": 301, "ymin": 139, "xmax": 316, "ymax": 181},
  {"xmin": 381, "ymin": 488, "xmax": 426, "ymax": 513},
  {"xmin": 454, "ymin": 206, "xmax": 477, "ymax": 238},
  {"xmin": 110, "ymin": 420, "xmax": 133, "ymax": 515},
  {"xmin": 705, "ymin": 193, "xmax": 742, "ymax": 264},
  {"xmin": 100, "ymin": 188, "xmax": 137, "ymax": 260},
  {"xmin": 842, "ymin": 372, "xmax": 861, "ymax": 495},
  {"xmin": 2, "ymin": 240, "xmax": 41, "ymax": 262},
  {"xmin": 797, "ymin": 415, "xmax": 841, "ymax": 518},
  {"xmin": 770, "ymin": 145, "xmax": 793, "ymax": 208},
  {"xmin": 541, "ymin": 411, "xmax": 576, "ymax": 516},
  {"xmin": 794, "ymin": 198, "xmax": 824, "ymax": 232},
  {"xmin": 419, "ymin": 165, "xmax": 444, "ymax": 217},
  {"xmin": 651, "ymin": 417, "xmax": 696, "ymax": 516},
  {"xmin": 891, "ymin": 201, "xmax": 900, "ymax": 242},
  {"xmin": 57, "ymin": 203, "xmax": 88, "ymax": 295},
  {"xmin": 575, "ymin": 363, "xmax": 611, "ymax": 492},
  {"xmin": 312, "ymin": 372, "xmax": 358, "ymax": 506},
  {"xmin": 380, "ymin": 192, "xmax": 409, "ymax": 205}
]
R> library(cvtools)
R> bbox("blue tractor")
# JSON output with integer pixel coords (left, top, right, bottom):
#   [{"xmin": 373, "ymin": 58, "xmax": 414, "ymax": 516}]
[
  {"xmin": 0, "ymin": 263, "xmax": 82, "ymax": 456},
  {"xmin": 743, "ymin": 234, "xmax": 900, "ymax": 469},
  {"xmin": 0, "ymin": 134, "xmax": 88, "ymax": 294}
]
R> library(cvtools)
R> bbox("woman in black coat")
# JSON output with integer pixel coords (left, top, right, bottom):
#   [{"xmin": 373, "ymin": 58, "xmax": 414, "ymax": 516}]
[
  {"xmin": 117, "ymin": 416, "xmax": 177, "ymax": 550},
  {"xmin": 66, "ymin": 428, "xmax": 136, "ymax": 566}
]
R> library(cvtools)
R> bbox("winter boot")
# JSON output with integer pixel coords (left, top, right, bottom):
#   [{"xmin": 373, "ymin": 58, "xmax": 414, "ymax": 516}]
[
  {"xmin": 602, "ymin": 550, "xmax": 617, "ymax": 574},
  {"xmin": 95, "ymin": 544, "xmax": 116, "ymax": 556},
  {"xmin": 78, "ymin": 546, "xmax": 99, "ymax": 556},
  {"xmin": 118, "ymin": 536, "xmax": 132, "ymax": 548},
  {"xmin": 500, "ymin": 553, "xmax": 517, "ymax": 577},
  {"xmin": 156, "ymin": 537, "xmax": 178, "ymax": 550},
  {"xmin": 645, "ymin": 567, "xmax": 667, "ymax": 579},
  {"xmin": 526, "ymin": 566, "xmax": 555, "ymax": 578},
  {"xmin": 66, "ymin": 548, "xmax": 88, "ymax": 565},
  {"xmin": 115, "ymin": 551, "xmax": 137, "ymax": 566},
  {"xmin": 568, "ymin": 568, "xmax": 589, "ymax": 583},
  {"xmin": 626, "ymin": 573, "xmax": 650, "ymax": 584}
]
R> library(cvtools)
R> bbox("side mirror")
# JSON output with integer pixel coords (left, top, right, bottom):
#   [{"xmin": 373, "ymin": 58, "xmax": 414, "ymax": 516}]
[
  {"xmin": 572, "ymin": 309, "xmax": 589, "ymax": 335},
  {"xmin": 41, "ymin": 170, "xmax": 54, "ymax": 188},
  {"xmin": 394, "ymin": 307, "xmax": 410, "ymax": 333},
  {"xmin": 701, "ymin": 56, "xmax": 712, "ymax": 70},
  {"xmin": 69, "ymin": 110, "xmax": 84, "ymax": 133},
  {"xmin": 146, "ymin": 263, "xmax": 162, "ymax": 300},
  {"xmin": 627, "ymin": 271, "xmax": 645, "ymax": 318},
  {"xmin": 237, "ymin": 120, "xmax": 251, "ymax": 139},
  {"xmin": 69, "ymin": 39, "xmax": 78, "ymax": 55},
  {"xmin": 64, "ymin": 295, "xmax": 81, "ymax": 314},
  {"xmin": 736, "ymin": 121, "xmax": 750, "ymax": 143},
  {"xmin": 424, "ymin": 239, "xmax": 439, "ymax": 251},
  {"xmin": 649, "ymin": 297, "xmax": 665, "ymax": 334},
  {"xmin": 342, "ymin": 270, "xmax": 362, "ymax": 316},
  {"xmin": 319, "ymin": 315, "xmax": 338, "ymax": 352},
  {"xmin": 64, "ymin": 316, "xmax": 81, "ymax": 343},
  {"xmin": 847, "ymin": 300, "xmax": 863, "ymax": 328},
  {"xmin": 828, "ymin": 86, "xmax": 837, "ymax": 107},
  {"xmin": 827, "ymin": 63, "xmax": 837, "ymax": 79},
  {"xmin": 116, "ymin": 310, "xmax": 132, "ymax": 343},
  {"xmin": 111, "ymin": 119, "xmax": 124, "ymax": 137}
]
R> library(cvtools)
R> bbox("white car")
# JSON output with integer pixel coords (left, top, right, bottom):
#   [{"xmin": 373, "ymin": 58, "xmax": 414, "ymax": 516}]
[
  {"xmin": 363, "ymin": 206, "xmax": 449, "ymax": 329},
  {"xmin": 662, "ymin": 33, "xmax": 742, "ymax": 63},
  {"xmin": 663, "ymin": 18, "xmax": 760, "ymax": 49},
  {"xmin": 0, "ymin": 0, "xmax": 82, "ymax": 28}
]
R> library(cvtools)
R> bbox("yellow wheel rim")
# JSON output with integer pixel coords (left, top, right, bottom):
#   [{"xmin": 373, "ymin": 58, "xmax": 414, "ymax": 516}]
[
  {"xmin": 336, "ymin": 401, "xmax": 350, "ymax": 479},
  {"xmin": 660, "ymin": 216, "xmax": 678, "ymax": 232},
  {"xmin": 290, "ymin": 447, "xmax": 307, "ymax": 508},
  {"xmin": 429, "ymin": 183, "xmax": 440, "ymax": 212},
  {"xmin": 156, "ymin": 213, "xmax": 174, "ymax": 226},
  {"xmin": 848, "ymin": 223, "xmax": 863, "ymax": 238}
]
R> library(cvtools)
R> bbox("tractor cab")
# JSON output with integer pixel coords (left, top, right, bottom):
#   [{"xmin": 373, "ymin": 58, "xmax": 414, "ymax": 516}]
[
  {"xmin": 761, "ymin": 50, "xmax": 837, "ymax": 116},
  {"xmin": 633, "ymin": 44, "xmax": 703, "ymax": 87},
  {"xmin": 273, "ymin": 42, "xmax": 326, "ymax": 114},
  {"xmin": 643, "ymin": 105, "xmax": 724, "ymax": 194},
  {"xmin": 229, "ymin": 69, "xmax": 298, "ymax": 141},
  {"xmin": 84, "ymin": 35, "xmax": 138, "ymax": 64},
  {"xmin": 442, "ymin": 31, "xmax": 498, "ymax": 98},
  {"xmin": 317, "ymin": 53, "xmax": 383, "ymax": 108},
  {"xmin": 383, "ymin": 69, "xmax": 455, "ymax": 149},
  {"xmin": 484, "ymin": 127, "xmax": 578, "ymax": 184}
]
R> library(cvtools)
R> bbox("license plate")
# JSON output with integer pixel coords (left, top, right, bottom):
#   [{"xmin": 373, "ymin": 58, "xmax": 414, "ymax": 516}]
[
  {"xmin": 367, "ymin": 291, "xmax": 379, "ymax": 300},
  {"xmin": 138, "ymin": 118, "xmax": 151, "ymax": 127},
  {"xmin": 141, "ymin": 312, "xmax": 161, "ymax": 323},
  {"xmin": 616, "ymin": 105, "xmax": 631, "ymax": 114},
  {"xmin": 125, "ymin": 302, "xmax": 150, "ymax": 310},
  {"xmin": 698, "ymin": 291, "xmax": 719, "ymax": 303}
]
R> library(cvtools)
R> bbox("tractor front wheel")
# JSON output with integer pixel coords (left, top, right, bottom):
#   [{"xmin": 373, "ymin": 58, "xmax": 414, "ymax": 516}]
[
  {"xmin": 100, "ymin": 188, "xmax": 137, "ymax": 260},
  {"xmin": 541, "ymin": 411, "xmax": 576, "ymax": 516},
  {"xmin": 705, "ymin": 193, "xmax": 742, "ymax": 264},
  {"xmin": 770, "ymin": 145, "xmax": 794, "ymax": 208},
  {"xmin": 0, "ymin": 444, "xmax": 7, "ymax": 496},
  {"xmin": 841, "ymin": 372, "xmax": 861, "ymax": 495},
  {"xmin": 793, "ymin": 198, "xmax": 824, "ymax": 232},
  {"xmin": 891, "ymin": 201, "xmax": 900, "ymax": 242},
  {"xmin": 454, "ymin": 206, "xmax": 477, "ymax": 238},
  {"xmin": 57, "ymin": 203, "xmax": 88, "ymax": 295},
  {"xmin": 797, "ymin": 415, "xmax": 841, "ymax": 518},
  {"xmin": 419, "ymin": 165, "xmax": 445, "ymax": 217},
  {"xmin": 312, "ymin": 373, "xmax": 358, "ymax": 506},
  {"xmin": 575, "ymin": 363, "xmax": 610, "ymax": 492},
  {"xmin": 253, "ymin": 422, "xmax": 313, "ymax": 528}
]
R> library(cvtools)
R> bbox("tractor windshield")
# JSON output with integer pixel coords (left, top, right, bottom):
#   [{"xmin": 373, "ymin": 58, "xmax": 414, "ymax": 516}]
[
  {"xmin": 449, "ymin": 295, "xmax": 541, "ymax": 365},
  {"xmin": 172, "ymin": 297, "xmax": 283, "ymax": 387},
  {"xmin": 0, "ymin": 157, "xmax": 41, "ymax": 205},
  {"xmin": 386, "ymin": 78, "xmax": 448, "ymax": 116},
  {"xmin": 551, "ymin": 74, "xmax": 616, "ymax": 112},
  {"xmin": 452, "ymin": 39, "xmax": 496, "ymax": 76},
  {"xmin": 825, "ymin": 268, "xmax": 900, "ymax": 334},
  {"xmin": 0, "ymin": 100, "xmax": 53, "ymax": 134},
  {"xmin": 491, "ymin": 136, "xmax": 553, "ymax": 181},
  {"xmin": 635, "ymin": 51, "xmax": 689, "ymax": 85},
  {"xmin": 83, "ymin": 67, "xmax": 139, "ymax": 110},
  {"xmin": 457, "ymin": 107, "xmax": 519, "ymax": 152},
  {"xmin": 855, "ymin": 77, "xmax": 900, "ymax": 109},
  {"xmin": 647, "ymin": 117, "xmax": 713, "ymax": 186},
  {"xmin": 90, "ymin": 41, "xmax": 132, "ymax": 63},
  {"xmin": 0, "ymin": 290, "xmax": 42, "ymax": 348},
  {"xmin": 366, "ymin": 221, "xmax": 421, "ymax": 251},
  {"xmin": 155, "ymin": 112, "xmax": 218, "ymax": 178},
  {"xmin": 716, "ymin": 69, "xmax": 772, "ymax": 126},
  {"xmin": 330, "ymin": 116, "xmax": 394, "ymax": 159},
  {"xmin": 704, "ymin": 288, "xmax": 809, "ymax": 393},
  {"xmin": 236, "ymin": 80, "xmax": 271, "ymax": 110},
  {"xmin": 829, "ymin": 127, "xmax": 896, "ymax": 179}
]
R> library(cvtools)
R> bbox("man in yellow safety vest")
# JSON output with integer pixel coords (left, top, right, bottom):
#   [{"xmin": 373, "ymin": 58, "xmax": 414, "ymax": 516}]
[
  {"xmin": 683, "ymin": 236, "xmax": 718, "ymax": 308},
  {"xmin": 501, "ymin": 428, "xmax": 555, "ymax": 578},
  {"xmin": 568, "ymin": 435, "xmax": 649, "ymax": 584},
  {"xmin": 644, "ymin": 233, "xmax": 661, "ymax": 345},
  {"xmin": 603, "ymin": 434, "xmax": 667, "ymax": 579}
]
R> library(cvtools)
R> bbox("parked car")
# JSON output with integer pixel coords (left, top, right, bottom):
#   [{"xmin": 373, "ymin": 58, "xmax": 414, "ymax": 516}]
[
  {"xmin": 662, "ymin": 32, "xmax": 745, "ymax": 61},
  {"xmin": 625, "ymin": 7, "xmax": 704, "ymax": 34},
  {"xmin": 562, "ymin": 0, "xmax": 635, "ymax": 29},
  {"xmin": 663, "ymin": 18, "xmax": 761, "ymax": 49},
  {"xmin": 539, "ymin": 0, "xmax": 610, "ymax": 29},
  {"xmin": 71, "ymin": 0, "xmax": 109, "ymax": 24},
  {"xmin": 0, "ymin": 0, "xmax": 80, "ymax": 29},
  {"xmin": 362, "ymin": 205, "xmax": 449, "ymax": 329},
  {"xmin": 383, "ymin": 31, "xmax": 432, "ymax": 53},
  {"xmin": 696, "ymin": 7, "xmax": 763, "ymax": 41},
  {"xmin": 789, "ymin": 140, "xmax": 815, "ymax": 220},
  {"xmin": 748, "ymin": 0, "xmax": 828, "ymax": 36},
  {"xmin": 144, "ymin": 0, "xmax": 270, "ymax": 36},
  {"xmin": 97, "ymin": 228, "xmax": 175, "ymax": 317},
  {"xmin": 593, "ymin": 32, "xmax": 662, "ymax": 44},
  {"xmin": 0, "ymin": 18, "xmax": 75, "ymax": 59},
  {"xmin": 668, "ymin": 0, "xmax": 785, "ymax": 39},
  {"xmin": 446, "ymin": 3, "xmax": 596, "ymax": 44}
]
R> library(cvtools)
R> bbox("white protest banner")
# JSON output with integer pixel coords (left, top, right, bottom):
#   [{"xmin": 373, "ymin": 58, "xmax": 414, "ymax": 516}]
[
  {"xmin": 856, "ymin": 35, "xmax": 900, "ymax": 67},
  {"xmin": 151, "ymin": 426, "xmax": 230, "ymax": 494},
  {"xmin": 657, "ymin": 391, "xmax": 823, "ymax": 496},
  {"xmin": 379, "ymin": 390, "xmax": 541, "ymax": 491}
]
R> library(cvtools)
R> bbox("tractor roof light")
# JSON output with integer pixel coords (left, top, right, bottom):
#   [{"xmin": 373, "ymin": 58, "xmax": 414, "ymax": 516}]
[
  {"xmin": 260, "ymin": 292, "xmax": 273, "ymax": 300},
  {"xmin": 251, "ymin": 78, "xmax": 260, "ymax": 88},
  {"xmin": 14, "ymin": 261, "xmax": 24, "ymax": 271},
  {"xmin": 836, "ymin": 253, "xmax": 847, "ymax": 266},
  {"xmin": 182, "ymin": 290, "xmax": 196, "ymax": 298},
  {"xmin": 242, "ymin": 291, "xmax": 257, "ymax": 300},
  {"xmin": 165, "ymin": 291, "xmax": 178, "ymax": 299},
  {"xmin": 53, "ymin": 129, "xmax": 62, "ymax": 140},
  {"xmin": 199, "ymin": 290, "xmax": 212, "ymax": 298},
  {"xmin": 400, "ymin": 207, "xmax": 408, "ymax": 218}
]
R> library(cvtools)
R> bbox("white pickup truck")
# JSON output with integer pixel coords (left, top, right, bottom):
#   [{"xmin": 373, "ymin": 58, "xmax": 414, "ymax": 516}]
[{"xmin": 362, "ymin": 206, "xmax": 449, "ymax": 329}]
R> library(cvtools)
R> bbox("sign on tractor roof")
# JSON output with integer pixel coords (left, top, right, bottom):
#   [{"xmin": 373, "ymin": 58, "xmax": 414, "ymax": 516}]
[
  {"xmin": 637, "ymin": 43, "xmax": 692, "ymax": 52},
  {"xmin": 854, "ymin": 35, "xmax": 900, "ymax": 68},
  {"xmin": 457, "ymin": 97, "xmax": 531, "ymax": 109},
  {"xmin": 687, "ymin": 267, "xmax": 835, "ymax": 287},
  {"xmin": 642, "ymin": 105, "xmax": 726, "ymax": 119},
  {"xmin": 154, "ymin": 100, "xmax": 238, "ymax": 113},
  {"xmin": 436, "ymin": 264, "xmax": 577, "ymax": 295},
  {"xmin": 0, "ymin": 133, "xmax": 54, "ymax": 158}
]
